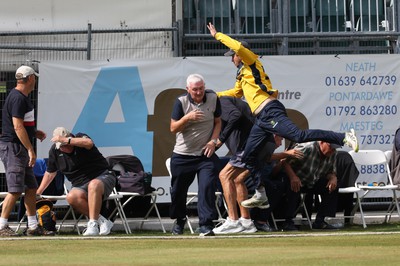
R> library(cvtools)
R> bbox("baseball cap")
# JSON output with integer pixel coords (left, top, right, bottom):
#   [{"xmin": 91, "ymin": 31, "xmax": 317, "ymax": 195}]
[
  {"xmin": 328, "ymin": 143, "xmax": 341, "ymax": 149},
  {"xmin": 53, "ymin": 127, "xmax": 71, "ymax": 149},
  {"xmin": 224, "ymin": 40, "xmax": 250, "ymax": 56},
  {"xmin": 15, "ymin": 66, "xmax": 39, "ymax": 80}
]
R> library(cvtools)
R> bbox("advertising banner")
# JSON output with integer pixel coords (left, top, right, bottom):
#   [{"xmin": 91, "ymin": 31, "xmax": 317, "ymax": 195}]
[{"xmin": 38, "ymin": 55, "xmax": 400, "ymax": 201}]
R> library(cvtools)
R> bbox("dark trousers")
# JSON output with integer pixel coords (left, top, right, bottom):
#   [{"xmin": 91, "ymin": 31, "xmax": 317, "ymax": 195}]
[
  {"xmin": 285, "ymin": 177, "xmax": 338, "ymax": 222},
  {"xmin": 243, "ymin": 100, "xmax": 345, "ymax": 171},
  {"xmin": 241, "ymin": 100, "xmax": 346, "ymax": 188},
  {"xmin": 169, "ymin": 153, "xmax": 219, "ymax": 226},
  {"xmin": 336, "ymin": 151, "xmax": 359, "ymax": 218}
]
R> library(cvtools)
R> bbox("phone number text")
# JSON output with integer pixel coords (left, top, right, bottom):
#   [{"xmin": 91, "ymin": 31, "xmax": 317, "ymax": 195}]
[
  {"xmin": 325, "ymin": 105, "xmax": 397, "ymax": 116},
  {"xmin": 360, "ymin": 134, "xmax": 395, "ymax": 145},
  {"xmin": 325, "ymin": 75, "xmax": 396, "ymax": 87}
]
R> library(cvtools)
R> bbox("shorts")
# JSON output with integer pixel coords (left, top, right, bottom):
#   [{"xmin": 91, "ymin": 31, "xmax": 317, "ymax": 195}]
[
  {"xmin": 72, "ymin": 170, "xmax": 116, "ymax": 200},
  {"xmin": 0, "ymin": 141, "xmax": 37, "ymax": 193}
]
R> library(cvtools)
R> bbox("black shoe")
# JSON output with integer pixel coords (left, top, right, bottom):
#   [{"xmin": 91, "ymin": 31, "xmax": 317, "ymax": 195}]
[
  {"xmin": 282, "ymin": 221, "xmax": 298, "ymax": 231},
  {"xmin": 199, "ymin": 225, "xmax": 215, "ymax": 236},
  {"xmin": 171, "ymin": 219, "xmax": 186, "ymax": 235},
  {"xmin": 312, "ymin": 221, "xmax": 338, "ymax": 230},
  {"xmin": 253, "ymin": 221, "xmax": 273, "ymax": 232}
]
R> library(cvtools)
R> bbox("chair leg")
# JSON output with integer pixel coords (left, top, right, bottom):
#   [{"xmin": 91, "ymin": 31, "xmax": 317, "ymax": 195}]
[
  {"xmin": 114, "ymin": 198, "xmax": 131, "ymax": 234},
  {"xmin": 186, "ymin": 215, "xmax": 194, "ymax": 234},
  {"xmin": 139, "ymin": 194, "xmax": 166, "ymax": 233},
  {"xmin": 356, "ymin": 194, "xmax": 367, "ymax": 229},
  {"xmin": 16, "ymin": 215, "xmax": 26, "ymax": 232},
  {"xmin": 270, "ymin": 212, "xmax": 279, "ymax": 231}
]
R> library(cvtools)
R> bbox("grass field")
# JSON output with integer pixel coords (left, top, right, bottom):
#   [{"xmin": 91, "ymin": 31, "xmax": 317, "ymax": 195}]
[{"xmin": 1, "ymin": 224, "xmax": 400, "ymax": 265}]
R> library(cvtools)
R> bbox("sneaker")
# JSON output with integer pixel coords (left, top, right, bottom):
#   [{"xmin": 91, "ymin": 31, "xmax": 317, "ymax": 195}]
[
  {"xmin": 213, "ymin": 217, "xmax": 245, "ymax": 234},
  {"xmin": 0, "ymin": 225, "xmax": 19, "ymax": 237},
  {"xmin": 345, "ymin": 128, "xmax": 359, "ymax": 152},
  {"xmin": 26, "ymin": 226, "xmax": 55, "ymax": 236},
  {"xmin": 171, "ymin": 218, "xmax": 186, "ymax": 235},
  {"xmin": 98, "ymin": 216, "xmax": 114, "ymax": 235},
  {"xmin": 240, "ymin": 194, "xmax": 270, "ymax": 209},
  {"xmin": 199, "ymin": 225, "xmax": 215, "ymax": 237},
  {"xmin": 82, "ymin": 221, "xmax": 100, "ymax": 236},
  {"xmin": 239, "ymin": 217, "xmax": 257, "ymax": 233},
  {"xmin": 312, "ymin": 221, "xmax": 338, "ymax": 230},
  {"xmin": 253, "ymin": 221, "xmax": 273, "ymax": 232}
]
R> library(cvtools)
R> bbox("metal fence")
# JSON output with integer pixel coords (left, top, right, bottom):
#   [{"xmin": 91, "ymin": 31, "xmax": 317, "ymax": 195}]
[
  {"xmin": 184, "ymin": 0, "xmax": 398, "ymax": 34},
  {"xmin": 183, "ymin": 0, "xmax": 400, "ymax": 56}
]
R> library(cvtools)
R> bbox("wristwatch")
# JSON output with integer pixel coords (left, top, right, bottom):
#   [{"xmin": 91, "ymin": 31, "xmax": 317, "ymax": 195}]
[
  {"xmin": 211, "ymin": 139, "xmax": 218, "ymax": 145},
  {"xmin": 67, "ymin": 137, "xmax": 72, "ymax": 145}
]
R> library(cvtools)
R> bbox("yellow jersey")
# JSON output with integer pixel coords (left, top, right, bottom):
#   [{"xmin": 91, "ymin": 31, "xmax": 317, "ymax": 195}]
[{"xmin": 215, "ymin": 32, "xmax": 278, "ymax": 113}]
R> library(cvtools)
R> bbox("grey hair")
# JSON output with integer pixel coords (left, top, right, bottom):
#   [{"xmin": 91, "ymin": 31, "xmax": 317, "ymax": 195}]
[{"xmin": 186, "ymin": 74, "xmax": 205, "ymax": 87}]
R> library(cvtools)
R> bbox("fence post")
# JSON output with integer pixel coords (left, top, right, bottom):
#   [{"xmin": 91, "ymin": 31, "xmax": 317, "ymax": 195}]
[{"xmin": 87, "ymin": 23, "xmax": 92, "ymax": 60}]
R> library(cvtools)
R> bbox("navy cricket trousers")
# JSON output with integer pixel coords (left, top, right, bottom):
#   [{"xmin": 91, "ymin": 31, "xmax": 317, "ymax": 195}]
[{"xmin": 169, "ymin": 153, "xmax": 219, "ymax": 226}]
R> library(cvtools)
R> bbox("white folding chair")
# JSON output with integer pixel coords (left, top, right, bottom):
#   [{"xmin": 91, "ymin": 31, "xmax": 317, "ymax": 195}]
[
  {"xmin": 108, "ymin": 163, "xmax": 166, "ymax": 233},
  {"xmin": 349, "ymin": 150, "xmax": 400, "ymax": 226},
  {"xmin": 165, "ymin": 158, "xmax": 227, "ymax": 234},
  {"xmin": 67, "ymin": 187, "xmax": 131, "ymax": 235},
  {"xmin": 338, "ymin": 179, "xmax": 365, "ymax": 228},
  {"xmin": 33, "ymin": 178, "xmax": 81, "ymax": 234},
  {"xmin": 111, "ymin": 191, "xmax": 166, "ymax": 233},
  {"xmin": 14, "ymin": 176, "xmax": 80, "ymax": 233}
]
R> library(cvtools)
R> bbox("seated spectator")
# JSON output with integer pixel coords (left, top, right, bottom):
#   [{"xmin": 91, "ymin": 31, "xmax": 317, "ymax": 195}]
[
  {"xmin": 336, "ymin": 150, "xmax": 360, "ymax": 224},
  {"xmin": 37, "ymin": 127, "xmax": 116, "ymax": 236},
  {"xmin": 301, "ymin": 150, "xmax": 360, "ymax": 227},
  {"xmin": 282, "ymin": 141, "xmax": 339, "ymax": 230}
]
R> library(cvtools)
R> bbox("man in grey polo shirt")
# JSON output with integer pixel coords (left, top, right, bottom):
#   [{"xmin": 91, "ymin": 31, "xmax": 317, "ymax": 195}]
[{"xmin": 169, "ymin": 73, "xmax": 221, "ymax": 236}]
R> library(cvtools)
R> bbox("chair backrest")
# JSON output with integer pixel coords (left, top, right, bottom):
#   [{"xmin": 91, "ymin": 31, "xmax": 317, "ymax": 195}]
[
  {"xmin": 349, "ymin": 149, "xmax": 394, "ymax": 187},
  {"xmin": 384, "ymin": 150, "xmax": 392, "ymax": 163},
  {"xmin": 349, "ymin": 150, "xmax": 387, "ymax": 165},
  {"xmin": 165, "ymin": 158, "xmax": 172, "ymax": 177},
  {"xmin": 165, "ymin": 157, "xmax": 199, "ymax": 194}
]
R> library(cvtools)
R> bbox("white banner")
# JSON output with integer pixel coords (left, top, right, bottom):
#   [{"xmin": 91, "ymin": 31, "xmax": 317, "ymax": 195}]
[{"xmin": 37, "ymin": 55, "xmax": 400, "ymax": 201}]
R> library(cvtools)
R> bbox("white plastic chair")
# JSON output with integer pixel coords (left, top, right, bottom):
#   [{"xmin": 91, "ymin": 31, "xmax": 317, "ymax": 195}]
[
  {"xmin": 348, "ymin": 150, "xmax": 400, "ymax": 226},
  {"xmin": 338, "ymin": 179, "xmax": 365, "ymax": 228},
  {"xmin": 165, "ymin": 157, "xmax": 227, "ymax": 234}
]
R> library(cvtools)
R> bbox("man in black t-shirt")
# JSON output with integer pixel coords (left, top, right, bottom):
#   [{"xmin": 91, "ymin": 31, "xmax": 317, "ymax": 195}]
[
  {"xmin": 0, "ymin": 66, "xmax": 48, "ymax": 237},
  {"xmin": 37, "ymin": 127, "xmax": 116, "ymax": 236}
]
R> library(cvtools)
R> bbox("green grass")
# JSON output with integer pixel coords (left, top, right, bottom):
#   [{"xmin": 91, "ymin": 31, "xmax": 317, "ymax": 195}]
[{"xmin": 1, "ymin": 224, "xmax": 400, "ymax": 265}]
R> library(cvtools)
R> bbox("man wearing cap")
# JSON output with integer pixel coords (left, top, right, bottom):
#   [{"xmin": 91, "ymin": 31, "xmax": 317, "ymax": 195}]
[
  {"xmin": 36, "ymin": 127, "xmax": 115, "ymax": 236},
  {"xmin": 0, "ymin": 66, "xmax": 49, "ymax": 236},
  {"xmin": 207, "ymin": 22, "xmax": 359, "ymax": 209},
  {"xmin": 281, "ymin": 141, "xmax": 340, "ymax": 230}
]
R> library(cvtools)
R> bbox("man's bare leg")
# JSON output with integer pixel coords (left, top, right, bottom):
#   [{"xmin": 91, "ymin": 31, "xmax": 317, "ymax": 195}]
[
  {"xmin": 234, "ymin": 171, "xmax": 251, "ymax": 219},
  {"xmin": 219, "ymin": 163, "xmax": 249, "ymax": 220}
]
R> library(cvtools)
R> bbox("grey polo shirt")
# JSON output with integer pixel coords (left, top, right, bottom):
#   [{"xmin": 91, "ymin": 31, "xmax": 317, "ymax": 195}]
[{"xmin": 171, "ymin": 90, "xmax": 221, "ymax": 156}]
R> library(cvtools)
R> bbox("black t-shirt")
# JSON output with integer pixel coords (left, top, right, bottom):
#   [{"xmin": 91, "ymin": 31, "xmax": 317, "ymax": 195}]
[
  {"xmin": 47, "ymin": 132, "xmax": 110, "ymax": 187},
  {"xmin": 0, "ymin": 88, "xmax": 36, "ymax": 144}
]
